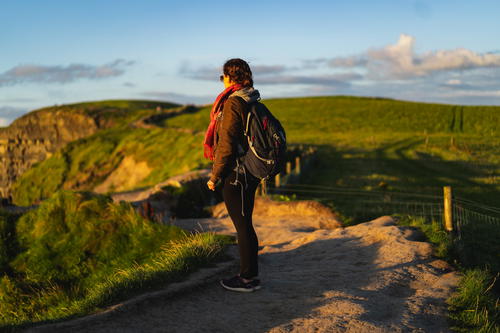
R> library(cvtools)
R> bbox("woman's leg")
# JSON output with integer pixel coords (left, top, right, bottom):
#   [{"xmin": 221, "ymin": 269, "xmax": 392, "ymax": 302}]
[{"xmin": 223, "ymin": 170, "xmax": 260, "ymax": 279}]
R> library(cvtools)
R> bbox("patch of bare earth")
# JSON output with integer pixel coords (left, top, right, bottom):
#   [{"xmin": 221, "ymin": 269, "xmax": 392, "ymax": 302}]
[
  {"xmin": 94, "ymin": 156, "xmax": 152, "ymax": 193},
  {"xmin": 30, "ymin": 199, "xmax": 458, "ymax": 333}
]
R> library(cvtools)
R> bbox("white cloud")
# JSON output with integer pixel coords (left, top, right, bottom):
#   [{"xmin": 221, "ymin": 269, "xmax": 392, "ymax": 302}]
[
  {"xmin": 328, "ymin": 34, "xmax": 500, "ymax": 79},
  {"xmin": 0, "ymin": 59, "xmax": 135, "ymax": 86},
  {"xmin": 0, "ymin": 117, "xmax": 8, "ymax": 127}
]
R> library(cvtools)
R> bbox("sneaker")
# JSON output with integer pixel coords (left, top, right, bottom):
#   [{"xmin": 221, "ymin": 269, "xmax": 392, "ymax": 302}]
[
  {"xmin": 220, "ymin": 275, "xmax": 260, "ymax": 292},
  {"xmin": 247, "ymin": 278, "xmax": 261, "ymax": 290}
]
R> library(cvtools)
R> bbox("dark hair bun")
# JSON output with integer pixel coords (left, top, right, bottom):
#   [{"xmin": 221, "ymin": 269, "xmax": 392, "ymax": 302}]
[{"xmin": 223, "ymin": 58, "xmax": 253, "ymax": 87}]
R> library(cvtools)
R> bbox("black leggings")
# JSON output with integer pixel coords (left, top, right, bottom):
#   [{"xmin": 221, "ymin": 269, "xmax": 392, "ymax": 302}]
[{"xmin": 222, "ymin": 170, "xmax": 260, "ymax": 279}]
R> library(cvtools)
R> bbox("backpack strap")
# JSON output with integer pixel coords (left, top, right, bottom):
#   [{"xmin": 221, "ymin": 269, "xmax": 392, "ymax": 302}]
[{"xmin": 244, "ymin": 110, "xmax": 252, "ymax": 136}]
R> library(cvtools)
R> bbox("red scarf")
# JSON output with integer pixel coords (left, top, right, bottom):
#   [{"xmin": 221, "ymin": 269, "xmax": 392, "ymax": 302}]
[{"xmin": 203, "ymin": 84, "xmax": 243, "ymax": 160}]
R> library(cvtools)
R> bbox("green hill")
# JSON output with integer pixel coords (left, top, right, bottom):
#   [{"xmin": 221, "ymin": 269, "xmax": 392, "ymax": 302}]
[
  {"xmin": 163, "ymin": 95, "xmax": 500, "ymax": 207},
  {"xmin": 10, "ymin": 100, "xmax": 207, "ymax": 206},
  {"xmin": 11, "ymin": 96, "xmax": 499, "ymax": 210}
]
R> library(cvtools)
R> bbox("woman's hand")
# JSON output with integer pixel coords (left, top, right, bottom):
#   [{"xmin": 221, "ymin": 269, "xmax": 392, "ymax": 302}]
[{"xmin": 207, "ymin": 180, "xmax": 216, "ymax": 191}]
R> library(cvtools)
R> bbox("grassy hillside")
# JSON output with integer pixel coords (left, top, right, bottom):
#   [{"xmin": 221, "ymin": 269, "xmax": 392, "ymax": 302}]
[
  {"xmin": 12, "ymin": 96, "xmax": 499, "ymax": 209},
  {"xmin": 0, "ymin": 190, "xmax": 229, "ymax": 328},
  {"xmin": 266, "ymin": 96, "xmax": 499, "ymax": 211},
  {"xmin": 161, "ymin": 96, "xmax": 500, "ymax": 207},
  {"xmin": 11, "ymin": 101, "xmax": 209, "ymax": 206}
]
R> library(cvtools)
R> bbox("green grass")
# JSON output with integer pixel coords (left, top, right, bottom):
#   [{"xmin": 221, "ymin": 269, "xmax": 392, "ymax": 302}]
[
  {"xmin": 396, "ymin": 215, "xmax": 452, "ymax": 257},
  {"xmin": 448, "ymin": 269, "xmax": 499, "ymax": 333},
  {"xmin": 11, "ymin": 126, "xmax": 210, "ymax": 206},
  {"xmin": 0, "ymin": 190, "xmax": 231, "ymax": 329},
  {"xmin": 396, "ymin": 215, "xmax": 499, "ymax": 332},
  {"xmin": 159, "ymin": 104, "xmax": 211, "ymax": 131}
]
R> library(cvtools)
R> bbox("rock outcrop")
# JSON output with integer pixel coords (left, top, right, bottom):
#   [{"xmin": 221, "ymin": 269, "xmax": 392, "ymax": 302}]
[{"xmin": 0, "ymin": 107, "xmax": 108, "ymax": 199}]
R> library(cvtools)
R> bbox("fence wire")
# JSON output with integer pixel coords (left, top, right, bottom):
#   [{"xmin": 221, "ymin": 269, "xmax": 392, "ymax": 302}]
[
  {"xmin": 268, "ymin": 182, "xmax": 500, "ymax": 239},
  {"xmin": 268, "ymin": 150, "xmax": 499, "ymax": 272}
]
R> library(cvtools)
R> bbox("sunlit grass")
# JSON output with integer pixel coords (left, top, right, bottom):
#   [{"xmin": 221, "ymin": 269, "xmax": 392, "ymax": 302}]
[{"xmin": 0, "ymin": 190, "xmax": 231, "ymax": 329}]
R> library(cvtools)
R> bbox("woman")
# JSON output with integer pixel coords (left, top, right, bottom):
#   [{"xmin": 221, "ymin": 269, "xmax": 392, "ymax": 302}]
[{"xmin": 204, "ymin": 58, "xmax": 262, "ymax": 292}]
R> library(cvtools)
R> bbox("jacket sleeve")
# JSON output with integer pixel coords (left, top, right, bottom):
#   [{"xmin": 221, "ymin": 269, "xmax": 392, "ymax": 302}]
[{"xmin": 210, "ymin": 97, "xmax": 244, "ymax": 183}]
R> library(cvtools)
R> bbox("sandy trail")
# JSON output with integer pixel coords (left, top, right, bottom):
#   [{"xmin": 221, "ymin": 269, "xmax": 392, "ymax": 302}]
[{"xmin": 30, "ymin": 204, "xmax": 458, "ymax": 333}]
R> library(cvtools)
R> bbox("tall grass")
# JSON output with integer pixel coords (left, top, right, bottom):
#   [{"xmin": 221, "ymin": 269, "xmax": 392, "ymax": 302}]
[
  {"xmin": 0, "ymin": 190, "xmax": 230, "ymax": 329},
  {"xmin": 448, "ymin": 269, "xmax": 499, "ymax": 333}
]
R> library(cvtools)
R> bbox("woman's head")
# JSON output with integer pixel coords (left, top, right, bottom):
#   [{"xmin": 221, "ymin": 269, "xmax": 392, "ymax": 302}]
[{"xmin": 222, "ymin": 58, "xmax": 253, "ymax": 87}]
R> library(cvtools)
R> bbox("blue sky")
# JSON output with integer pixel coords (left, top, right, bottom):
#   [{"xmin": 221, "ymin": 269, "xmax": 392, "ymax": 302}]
[{"xmin": 1, "ymin": 0, "xmax": 500, "ymax": 126}]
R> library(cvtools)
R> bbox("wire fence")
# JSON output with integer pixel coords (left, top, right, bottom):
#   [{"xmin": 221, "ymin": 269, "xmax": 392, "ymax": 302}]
[
  {"xmin": 259, "ymin": 147, "xmax": 500, "ymax": 271},
  {"xmin": 269, "ymin": 182, "xmax": 444, "ymax": 221},
  {"xmin": 268, "ymin": 182, "xmax": 500, "ymax": 269}
]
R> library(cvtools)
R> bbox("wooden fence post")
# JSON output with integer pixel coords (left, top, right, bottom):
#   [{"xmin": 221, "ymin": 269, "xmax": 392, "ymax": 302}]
[
  {"xmin": 443, "ymin": 186, "xmax": 453, "ymax": 232},
  {"xmin": 295, "ymin": 156, "xmax": 301, "ymax": 175},
  {"xmin": 275, "ymin": 173, "xmax": 281, "ymax": 188}
]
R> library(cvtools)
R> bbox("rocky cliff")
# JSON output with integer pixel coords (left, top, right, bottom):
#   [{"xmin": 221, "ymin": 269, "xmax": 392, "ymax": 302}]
[
  {"xmin": 0, "ymin": 107, "xmax": 106, "ymax": 200},
  {"xmin": 0, "ymin": 100, "xmax": 183, "ymax": 202}
]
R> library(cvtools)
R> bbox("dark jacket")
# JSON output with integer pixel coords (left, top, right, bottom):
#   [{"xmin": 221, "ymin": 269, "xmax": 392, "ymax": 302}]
[{"xmin": 210, "ymin": 87, "xmax": 260, "ymax": 183}]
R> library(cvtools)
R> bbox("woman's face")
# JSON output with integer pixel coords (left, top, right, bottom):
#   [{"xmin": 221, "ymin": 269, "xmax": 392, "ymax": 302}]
[{"xmin": 222, "ymin": 74, "xmax": 233, "ymax": 88}]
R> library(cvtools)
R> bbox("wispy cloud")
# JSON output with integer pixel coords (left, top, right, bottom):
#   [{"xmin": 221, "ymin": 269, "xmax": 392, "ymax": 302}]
[
  {"xmin": 141, "ymin": 91, "xmax": 212, "ymax": 105},
  {"xmin": 258, "ymin": 73, "xmax": 361, "ymax": 87},
  {"xmin": 179, "ymin": 62, "xmax": 359, "ymax": 87},
  {"xmin": 0, "ymin": 59, "xmax": 135, "ymax": 86},
  {"xmin": 251, "ymin": 65, "xmax": 288, "ymax": 75},
  {"xmin": 0, "ymin": 97, "xmax": 38, "ymax": 103},
  {"xmin": 179, "ymin": 62, "xmax": 290, "ymax": 81}
]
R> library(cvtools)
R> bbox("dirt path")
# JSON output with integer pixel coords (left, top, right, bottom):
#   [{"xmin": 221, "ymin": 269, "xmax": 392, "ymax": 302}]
[{"xmin": 30, "ymin": 208, "xmax": 458, "ymax": 333}]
